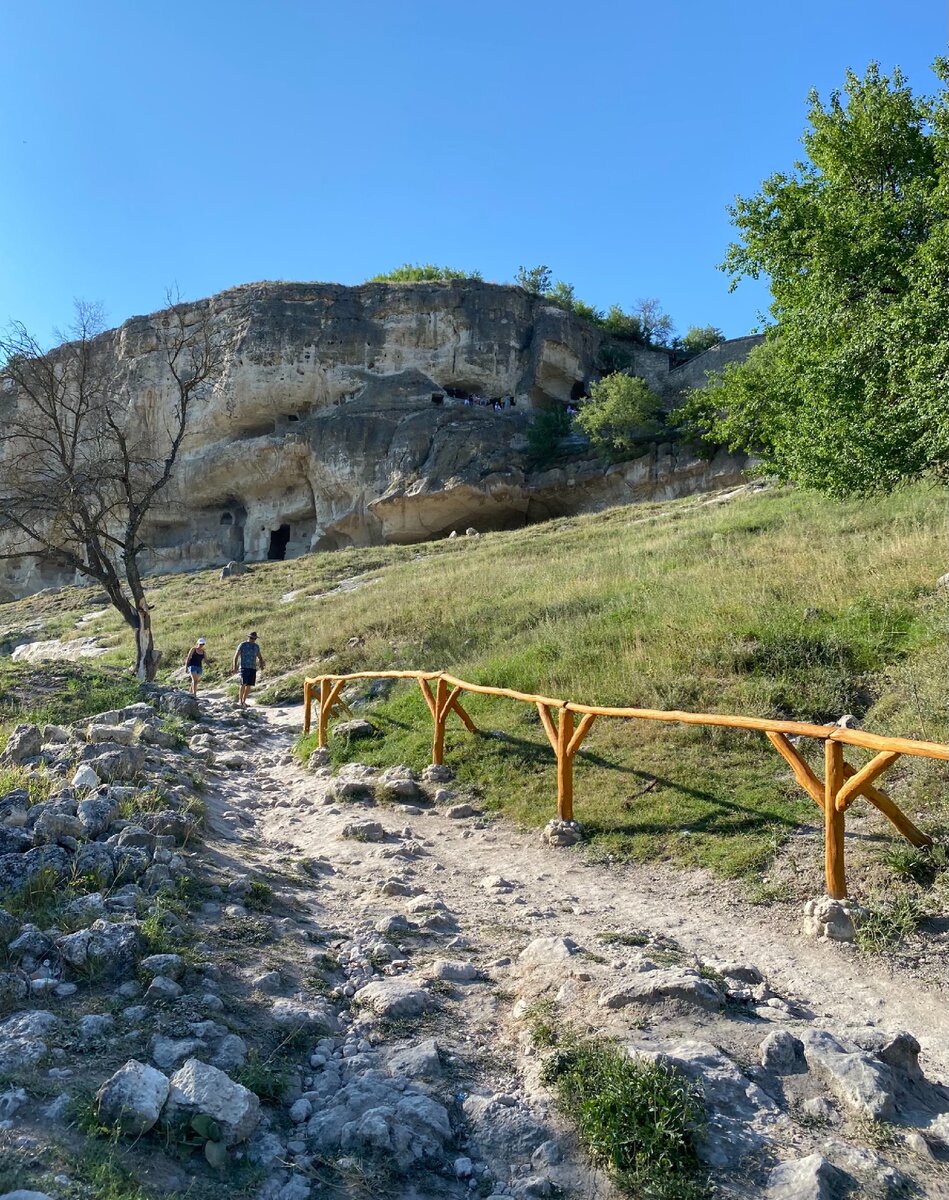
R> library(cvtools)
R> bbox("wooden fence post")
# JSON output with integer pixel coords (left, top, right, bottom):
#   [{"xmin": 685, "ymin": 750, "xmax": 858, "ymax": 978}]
[
  {"xmin": 557, "ymin": 708, "xmax": 575, "ymax": 821},
  {"xmin": 432, "ymin": 676, "xmax": 448, "ymax": 766},
  {"xmin": 824, "ymin": 740, "xmax": 847, "ymax": 899},
  {"xmin": 318, "ymin": 678, "xmax": 330, "ymax": 748},
  {"xmin": 303, "ymin": 681, "xmax": 312, "ymax": 734}
]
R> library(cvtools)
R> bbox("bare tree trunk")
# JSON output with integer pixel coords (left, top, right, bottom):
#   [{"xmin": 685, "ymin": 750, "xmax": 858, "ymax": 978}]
[{"xmin": 134, "ymin": 604, "xmax": 157, "ymax": 682}]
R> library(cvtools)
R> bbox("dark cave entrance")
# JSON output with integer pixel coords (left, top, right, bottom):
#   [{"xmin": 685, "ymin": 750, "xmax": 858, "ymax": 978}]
[{"xmin": 267, "ymin": 524, "xmax": 291, "ymax": 561}]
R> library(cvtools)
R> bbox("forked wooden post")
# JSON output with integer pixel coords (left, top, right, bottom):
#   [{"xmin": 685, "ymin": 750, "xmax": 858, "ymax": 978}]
[{"xmin": 824, "ymin": 740, "xmax": 847, "ymax": 899}]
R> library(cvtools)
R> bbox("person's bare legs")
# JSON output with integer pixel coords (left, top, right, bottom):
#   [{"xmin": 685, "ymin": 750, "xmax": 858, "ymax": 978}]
[{"xmin": 190, "ymin": 673, "xmax": 199, "ymax": 698}]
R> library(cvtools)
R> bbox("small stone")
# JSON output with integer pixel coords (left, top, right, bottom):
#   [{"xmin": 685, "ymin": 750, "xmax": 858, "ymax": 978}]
[
  {"xmin": 340, "ymin": 820, "xmax": 385, "ymax": 842},
  {"xmin": 445, "ymin": 803, "xmax": 477, "ymax": 819},
  {"xmin": 429, "ymin": 959, "xmax": 478, "ymax": 982},
  {"xmin": 454, "ymin": 1156, "xmax": 474, "ymax": 1178},
  {"xmin": 145, "ymin": 976, "xmax": 183, "ymax": 1003},
  {"xmin": 252, "ymin": 971, "xmax": 282, "ymax": 994},
  {"xmin": 801, "ymin": 895, "xmax": 867, "ymax": 942},
  {"xmin": 540, "ymin": 819, "xmax": 583, "ymax": 847},
  {"xmin": 289, "ymin": 1097, "xmax": 312, "ymax": 1123},
  {"xmin": 140, "ymin": 953, "xmax": 185, "ymax": 981}
]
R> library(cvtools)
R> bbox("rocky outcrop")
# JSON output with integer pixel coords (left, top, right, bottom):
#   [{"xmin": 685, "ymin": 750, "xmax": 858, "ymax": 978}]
[{"xmin": 0, "ymin": 280, "xmax": 753, "ymax": 596}]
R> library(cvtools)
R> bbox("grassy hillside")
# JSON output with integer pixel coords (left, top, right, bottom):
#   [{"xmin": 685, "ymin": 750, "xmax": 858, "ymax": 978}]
[{"xmin": 2, "ymin": 483, "xmax": 946, "ymax": 899}]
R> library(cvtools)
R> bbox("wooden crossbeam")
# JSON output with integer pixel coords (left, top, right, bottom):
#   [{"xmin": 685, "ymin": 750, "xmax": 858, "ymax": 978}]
[
  {"xmin": 842, "ymin": 763, "xmax": 932, "ymax": 848},
  {"xmin": 835, "ymin": 750, "xmax": 901, "ymax": 811},
  {"xmin": 536, "ymin": 703, "xmax": 559, "ymax": 753},
  {"xmin": 766, "ymin": 731, "xmax": 824, "ymax": 809}
]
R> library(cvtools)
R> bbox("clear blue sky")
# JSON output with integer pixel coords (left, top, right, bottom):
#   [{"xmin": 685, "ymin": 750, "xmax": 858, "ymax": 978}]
[{"xmin": 1, "ymin": 1, "xmax": 944, "ymax": 344}]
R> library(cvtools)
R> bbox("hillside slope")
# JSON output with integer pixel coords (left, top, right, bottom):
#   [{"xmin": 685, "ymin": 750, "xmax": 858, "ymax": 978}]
[{"xmin": 2, "ymin": 481, "xmax": 945, "ymax": 908}]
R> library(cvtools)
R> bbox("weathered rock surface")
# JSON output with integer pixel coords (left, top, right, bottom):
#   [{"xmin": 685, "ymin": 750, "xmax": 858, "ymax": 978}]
[{"xmin": 0, "ymin": 281, "xmax": 753, "ymax": 597}]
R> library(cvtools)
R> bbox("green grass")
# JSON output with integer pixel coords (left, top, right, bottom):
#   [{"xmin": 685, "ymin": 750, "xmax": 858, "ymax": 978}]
[
  {"xmin": 533, "ymin": 1015, "xmax": 708, "ymax": 1198},
  {"xmin": 0, "ymin": 660, "xmax": 142, "ymax": 735},
  {"xmin": 0, "ymin": 483, "xmax": 945, "ymax": 889}
]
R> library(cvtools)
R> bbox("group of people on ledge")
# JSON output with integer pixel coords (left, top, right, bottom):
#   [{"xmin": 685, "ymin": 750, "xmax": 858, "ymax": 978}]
[{"xmin": 461, "ymin": 394, "xmax": 516, "ymax": 410}]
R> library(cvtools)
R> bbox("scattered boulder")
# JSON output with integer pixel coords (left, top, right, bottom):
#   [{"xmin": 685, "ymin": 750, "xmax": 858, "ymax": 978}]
[
  {"xmin": 385, "ymin": 1039, "xmax": 444, "ymax": 1080},
  {"xmin": 56, "ymin": 918, "xmax": 141, "ymax": 980},
  {"xmin": 1, "ymin": 724, "xmax": 42, "ymax": 764},
  {"xmin": 77, "ymin": 795, "xmax": 117, "ymax": 838},
  {"xmin": 340, "ymin": 820, "xmax": 385, "ymax": 842},
  {"xmin": 333, "ymin": 720, "xmax": 376, "ymax": 741},
  {"xmin": 519, "ymin": 937, "xmax": 577, "ymax": 970},
  {"xmin": 767, "ymin": 1154, "xmax": 843, "ymax": 1199},
  {"xmin": 0, "ymin": 1010, "xmax": 59, "ymax": 1071},
  {"xmin": 760, "ymin": 1030, "xmax": 806, "ymax": 1074},
  {"xmin": 163, "ymin": 1057, "xmax": 260, "ymax": 1146},
  {"xmin": 802, "ymin": 1029, "xmax": 895, "ymax": 1121},
  {"xmin": 353, "ymin": 979, "xmax": 437, "ymax": 1020},
  {"xmin": 445, "ymin": 803, "xmax": 477, "ymax": 819},
  {"xmin": 601, "ymin": 969, "xmax": 724, "ymax": 1012},
  {"xmin": 428, "ymin": 959, "xmax": 478, "ymax": 982},
  {"xmin": 96, "ymin": 1059, "xmax": 170, "ymax": 1135},
  {"xmin": 0, "ymin": 845, "xmax": 71, "ymax": 894},
  {"xmin": 71, "ymin": 764, "xmax": 101, "ymax": 791},
  {"xmin": 270, "ymin": 997, "xmax": 339, "ymax": 1035}
]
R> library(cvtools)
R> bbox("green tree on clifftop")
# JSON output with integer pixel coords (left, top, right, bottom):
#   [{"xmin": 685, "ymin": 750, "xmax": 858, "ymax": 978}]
[{"xmin": 684, "ymin": 60, "xmax": 949, "ymax": 496}]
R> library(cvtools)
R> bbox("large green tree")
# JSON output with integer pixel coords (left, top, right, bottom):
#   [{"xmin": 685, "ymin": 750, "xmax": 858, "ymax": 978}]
[{"xmin": 684, "ymin": 61, "xmax": 949, "ymax": 496}]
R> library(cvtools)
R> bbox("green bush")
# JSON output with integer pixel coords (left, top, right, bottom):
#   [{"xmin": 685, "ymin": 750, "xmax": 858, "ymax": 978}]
[
  {"xmin": 368, "ymin": 263, "xmax": 481, "ymax": 283},
  {"xmin": 575, "ymin": 374, "xmax": 668, "ymax": 461}
]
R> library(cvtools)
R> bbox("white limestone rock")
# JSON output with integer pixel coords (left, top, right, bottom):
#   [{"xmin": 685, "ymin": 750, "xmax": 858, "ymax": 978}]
[
  {"xmin": 96, "ymin": 1059, "xmax": 170, "ymax": 1135},
  {"xmin": 164, "ymin": 1057, "xmax": 260, "ymax": 1146}
]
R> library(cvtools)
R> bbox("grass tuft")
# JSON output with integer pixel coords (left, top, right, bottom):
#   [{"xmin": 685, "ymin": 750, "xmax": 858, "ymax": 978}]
[{"xmin": 537, "ymin": 1026, "xmax": 708, "ymax": 1198}]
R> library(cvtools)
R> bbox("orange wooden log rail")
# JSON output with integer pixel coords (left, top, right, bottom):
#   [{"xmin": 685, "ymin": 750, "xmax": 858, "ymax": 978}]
[{"xmin": 302, "ymin": 670, "xmax": 947, "ymax": 899}]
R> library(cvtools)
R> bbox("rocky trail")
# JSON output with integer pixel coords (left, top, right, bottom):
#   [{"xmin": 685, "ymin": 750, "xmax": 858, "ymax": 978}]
[{"xmin": 1, "ymin": 688, "xmax": 948, "ymax": 1199}]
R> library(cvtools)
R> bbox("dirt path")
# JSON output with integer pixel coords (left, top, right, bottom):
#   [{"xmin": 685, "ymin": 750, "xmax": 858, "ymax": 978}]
[{"xmin": 203, "ymin": 696, "xmax": 949, "ymax": 1085}]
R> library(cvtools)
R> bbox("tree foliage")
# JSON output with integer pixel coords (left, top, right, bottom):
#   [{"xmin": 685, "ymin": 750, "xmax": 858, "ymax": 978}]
[
  {"xmin": 683, "ymin": 60, "xmax": 949, "ymax": 496},
  {"xmin": 575, "ymin": 374, "xmax": 667, "ymax": 461},
  {"xmin": 516, "ymin": 264, "xmax": 553, "ymax": 294},
  {"xmin": 369, "ymin": 263, "xmax": 482, "ymax": 283},
  {"xmin": 678, "ymin": 325, "xmax": 725, "ymax": 355},
  {"xmin": 0, "ymin": 295, "xmax": 227, "ymax": 678},
  {"xmin": 526, "ymin": 406, "xmax": 572, "ymax": 467}
]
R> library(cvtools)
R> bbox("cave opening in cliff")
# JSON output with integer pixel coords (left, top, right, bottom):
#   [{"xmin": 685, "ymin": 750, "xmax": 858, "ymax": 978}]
[{"xmin": 267, "ymin": 524, "xmax": 291, "ymax": 560}]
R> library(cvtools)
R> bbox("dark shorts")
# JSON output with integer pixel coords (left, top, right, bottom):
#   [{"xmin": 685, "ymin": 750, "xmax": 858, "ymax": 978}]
[{"xmin": 240, "ymin": 668, "xmax": 257, "ymax": 686}]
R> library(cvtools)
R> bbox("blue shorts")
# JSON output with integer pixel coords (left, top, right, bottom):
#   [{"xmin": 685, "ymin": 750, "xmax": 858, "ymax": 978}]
[
  {"xmin": 187, "ymin": 665, "xmax": 202, "ymax": 675},
  {"xmin": 240, "ymin": 668, "xmax": 257, "ymax": 686}
]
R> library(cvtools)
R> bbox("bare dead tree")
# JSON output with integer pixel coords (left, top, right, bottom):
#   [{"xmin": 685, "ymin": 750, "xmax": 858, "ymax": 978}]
[{"xmin": 0, "ymin": 292, "xmax": 226, "ymax": 679}]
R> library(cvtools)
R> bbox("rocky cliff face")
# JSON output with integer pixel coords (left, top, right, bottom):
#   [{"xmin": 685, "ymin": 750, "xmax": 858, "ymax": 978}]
[{"xmin": 0, "ymin": 280, "xmax": 751, "ymax": 597}]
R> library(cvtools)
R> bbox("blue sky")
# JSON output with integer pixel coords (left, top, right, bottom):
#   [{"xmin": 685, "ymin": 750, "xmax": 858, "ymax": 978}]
[{"xmin": 0, "ymin": 1, "xmax": 944, "ymax": 343}]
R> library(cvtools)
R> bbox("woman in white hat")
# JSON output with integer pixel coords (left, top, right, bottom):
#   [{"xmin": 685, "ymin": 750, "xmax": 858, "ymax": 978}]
[{"xmin": 184, "ymin": 637, "xmax": 212, "ymax": 698}]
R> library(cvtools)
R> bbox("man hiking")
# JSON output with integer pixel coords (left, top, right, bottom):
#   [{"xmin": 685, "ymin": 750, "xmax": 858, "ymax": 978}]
[{"xmin": 233, "ymin": 631, "xmax": 265, "ymax": 707}]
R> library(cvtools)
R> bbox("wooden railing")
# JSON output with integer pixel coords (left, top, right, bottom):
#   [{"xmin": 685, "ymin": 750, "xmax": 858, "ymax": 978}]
[{"xmin": 302, "ymin": 670, "xmax": 947, "ymax": 900}]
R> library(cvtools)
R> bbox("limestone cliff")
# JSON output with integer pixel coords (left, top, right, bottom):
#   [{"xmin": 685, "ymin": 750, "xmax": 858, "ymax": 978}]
[{"xmin": 0, "ymin": 280, "xmax": 751, "ymax": 596}]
